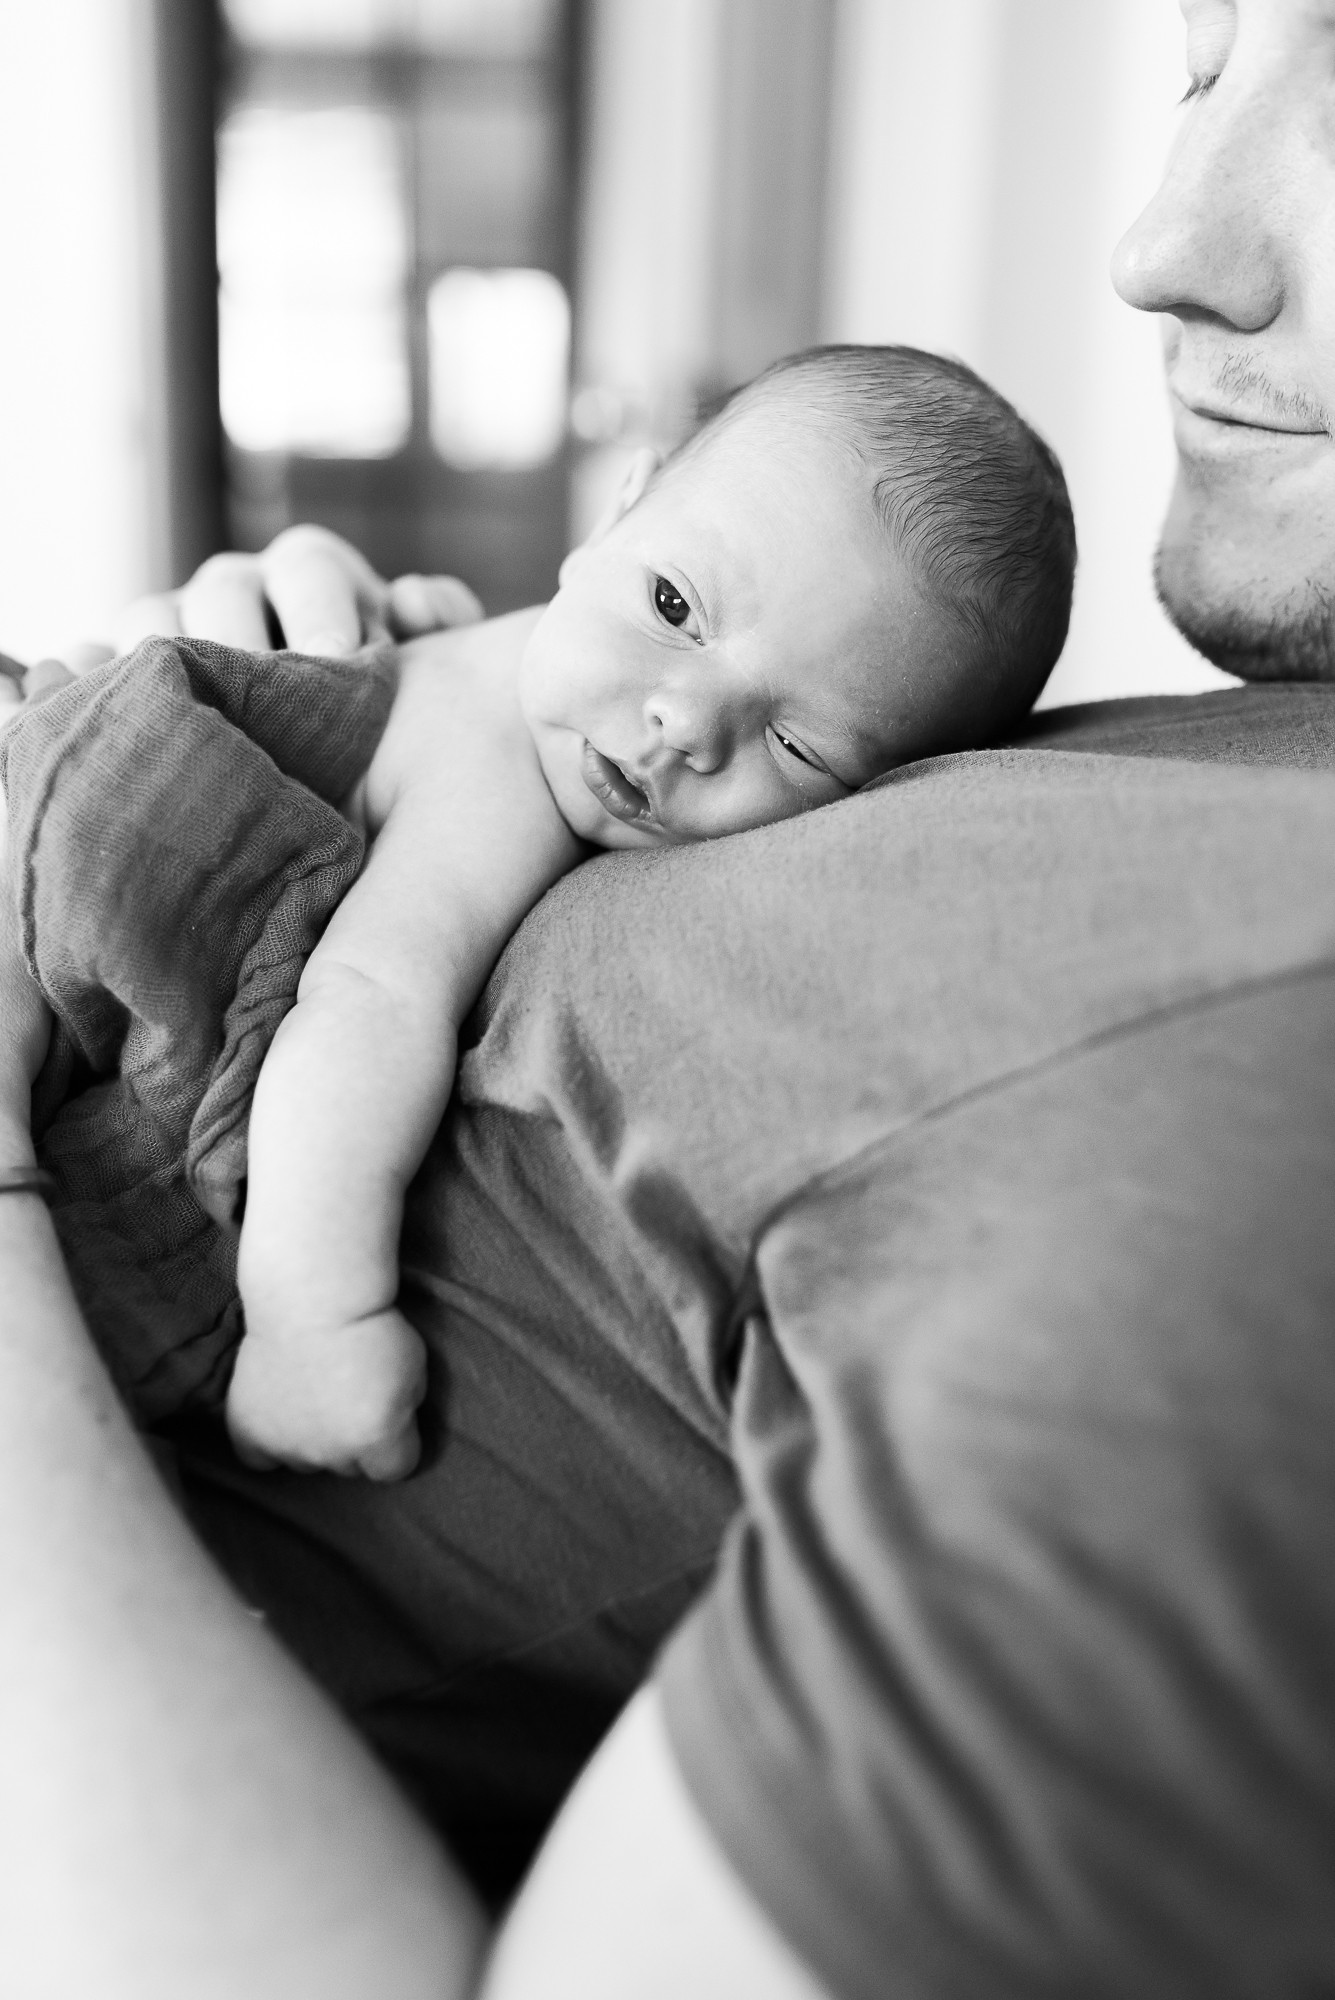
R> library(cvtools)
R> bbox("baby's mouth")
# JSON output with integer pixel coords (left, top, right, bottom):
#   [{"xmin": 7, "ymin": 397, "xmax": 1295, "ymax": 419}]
[{"xmin": 581, "ymin": 742, "xmax": 654, "ymax": 825}]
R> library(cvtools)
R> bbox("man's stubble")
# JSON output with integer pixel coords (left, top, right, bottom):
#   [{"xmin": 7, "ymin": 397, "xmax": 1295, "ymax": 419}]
[{"xmin": 1155, "ymin": 536, "xmax": 1335, "ymax": 681}]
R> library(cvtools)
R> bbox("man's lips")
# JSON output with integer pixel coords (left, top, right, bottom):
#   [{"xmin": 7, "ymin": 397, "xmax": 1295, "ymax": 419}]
[
  {"xmin": 581, "ymin": 742, "xmax": 654, "ymax": 824},
  {"xmin": 1169, "ymin": 387, "xmax": 1328, "ymax": 438},
  {"xmin": 1177, "ymin": 397, "xmax": 1324, "ymax": 433},
  {"xmin": 1169, "ymin": 391, "xmax": 1330, "ymax": 465}
]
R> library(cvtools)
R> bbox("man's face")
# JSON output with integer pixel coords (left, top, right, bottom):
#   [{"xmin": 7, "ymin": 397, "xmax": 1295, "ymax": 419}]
[{"xmin": 1112, "ymin": 0, "xmax": 1335, "ymax": 678}]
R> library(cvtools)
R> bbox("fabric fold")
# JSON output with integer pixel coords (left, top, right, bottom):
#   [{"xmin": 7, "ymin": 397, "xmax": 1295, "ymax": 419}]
[{"xmin": 0, "ymin": 634, "xmax": 396, "ymax": 1421}]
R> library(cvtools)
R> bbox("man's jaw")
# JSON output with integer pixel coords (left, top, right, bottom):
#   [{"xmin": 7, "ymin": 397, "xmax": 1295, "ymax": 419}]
[
  {"xmin": 1155, "ymin": 337, "xmax": 1335, "ymax": 680},
  {"xmin": 1154, "ymin": 531, "xmax": 1335, "ymax": 681}
]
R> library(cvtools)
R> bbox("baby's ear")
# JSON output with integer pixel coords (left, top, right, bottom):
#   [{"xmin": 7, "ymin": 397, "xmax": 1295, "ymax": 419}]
[{"xmin": 581, "ymin": 446, "xmax": 661, "ymax": 547}]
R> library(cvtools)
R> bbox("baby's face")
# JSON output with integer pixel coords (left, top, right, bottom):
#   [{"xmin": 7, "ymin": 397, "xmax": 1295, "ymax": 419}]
[{"xmin": 518, "ymin": 410, "xmax": 963, "ymax": 848}]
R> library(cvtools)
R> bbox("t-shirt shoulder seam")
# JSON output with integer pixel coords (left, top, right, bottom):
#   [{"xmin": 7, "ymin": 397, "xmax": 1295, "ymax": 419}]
[{"xmin": 750, "ymin": 952, "xmax": 1335, "ymax": 1253}]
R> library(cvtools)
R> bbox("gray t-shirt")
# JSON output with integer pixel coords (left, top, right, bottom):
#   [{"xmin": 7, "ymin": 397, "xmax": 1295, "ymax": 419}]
[
  {"xmin": 655, "ymin": 689, "xmax": 1335, "ymax": 1997},
  {"xmin": 182, "ymin": 682, "xmax": 1335, "ymax": 1984}
]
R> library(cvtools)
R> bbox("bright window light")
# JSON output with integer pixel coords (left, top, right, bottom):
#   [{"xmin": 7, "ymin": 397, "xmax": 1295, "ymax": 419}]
[
  {"xmin": 222, "ymin": 0, "xmax": 390, "ymax": 44},
  {"xmin": 221, "ymin": 0, "xmax": 557, "ymax": 56},
  {"xmin": 217, "ymin": 107, "xmax": 410, "ymax": 457},
  {"xmin": 427, "ymin": 267, "xmax": 570, "ymax": 470}
]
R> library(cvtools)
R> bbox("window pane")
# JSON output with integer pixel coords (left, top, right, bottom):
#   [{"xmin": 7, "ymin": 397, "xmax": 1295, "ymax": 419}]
[
  {"xmin": 221, "ymin": 0, "xmax": 558, "ymax": 57},
  {"xmin": 217, "ymin": 107, "xmax": 410, "ymax": 456},
  {"xmin": 415, "ymin": 0, "xmax": 557, "ymax": 56},
  {"xmin": 417, "ymin": 88, "xmax": 561, "ymax": 270},
  {"xmin": 221, "ymin": 0, "xmax": 392, "ymax": 46},
  {"xmin": 220, "ymin": 295, "xmax": 409, "ymax": 457},
  {"xmin": 428, "ymin": 268, "xmax": 569, "ymax": 469}
]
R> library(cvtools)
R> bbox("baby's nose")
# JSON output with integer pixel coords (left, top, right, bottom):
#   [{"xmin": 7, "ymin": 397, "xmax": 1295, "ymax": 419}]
[{"xmin": 645, "ymin": 675, "xmax": 733, "ymax": 770}]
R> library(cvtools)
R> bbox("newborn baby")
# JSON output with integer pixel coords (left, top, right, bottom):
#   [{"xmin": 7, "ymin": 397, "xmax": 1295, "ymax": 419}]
[{"xmin": 149, "ymin": 343, "xmax": 1073, "ymax": 1478}]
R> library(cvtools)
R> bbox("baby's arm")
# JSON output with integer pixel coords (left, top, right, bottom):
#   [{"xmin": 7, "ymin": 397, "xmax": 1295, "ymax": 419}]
[{"xmin": 228, "ymin": 641, "xmax": 582, "ymax": 1479}]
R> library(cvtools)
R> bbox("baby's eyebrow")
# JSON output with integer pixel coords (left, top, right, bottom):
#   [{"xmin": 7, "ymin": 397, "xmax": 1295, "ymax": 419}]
[
  {"xmin": 681, "ymin": 549, "xmax": 726, "ymax": 624},
  {"xmin": 657, "ymin": 518, "xmax": 730, "ymax": 604}
]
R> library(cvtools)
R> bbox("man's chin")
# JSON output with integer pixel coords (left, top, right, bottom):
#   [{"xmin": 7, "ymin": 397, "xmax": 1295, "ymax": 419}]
[{"xmin": 1154, "ymin": 538, "xmax": 1335, "ymax": 683}]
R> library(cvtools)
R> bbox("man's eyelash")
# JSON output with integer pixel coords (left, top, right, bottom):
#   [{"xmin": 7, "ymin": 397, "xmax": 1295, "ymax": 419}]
[{"xmin": 1180, "ymin": 73, "xmax": 1220, "ymax": 105}]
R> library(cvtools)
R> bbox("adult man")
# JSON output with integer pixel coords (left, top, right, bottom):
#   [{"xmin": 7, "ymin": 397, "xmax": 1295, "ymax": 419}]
[{"xmin": 1, "ymin": 1, "xmax": 1333, "ymax": 1993}]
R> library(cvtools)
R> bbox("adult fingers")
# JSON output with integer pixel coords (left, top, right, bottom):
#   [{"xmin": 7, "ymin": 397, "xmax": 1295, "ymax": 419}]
[
  {"xmin": 23, "ymin": 659, "xmax": 76, "ymax": 703},
  {"xmin": 56, "ymin": 640, "xmax": 117, "ymax": 675},
  {"xmin": 386, "ymin": 573, "xmax": 485, "ymax": 637},
  {"xmin": 113, "ymin": 592, "xmax": 184, "ymax": 653},
  {"xmin": 261, "ymin": 525, "xmax": 386, "ymax": 655},
  {"xmin": 177, "ymin": 552, "xmax": 273, "ymax": 651},
  {"xmin": 0, "ymin": 653, "xmax": 70, "ymax": 715}
]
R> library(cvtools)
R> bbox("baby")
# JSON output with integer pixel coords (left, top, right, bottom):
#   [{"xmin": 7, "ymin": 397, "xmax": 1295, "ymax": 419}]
[{"xmin": 219, "ymin": 342, "xmax": 1075, "ymax": 1479}]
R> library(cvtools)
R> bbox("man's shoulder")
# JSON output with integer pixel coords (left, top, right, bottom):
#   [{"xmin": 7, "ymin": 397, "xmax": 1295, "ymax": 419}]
[{"xmin": 1005, "ymin": 680, "xmax": 1335, "ymax": 771}]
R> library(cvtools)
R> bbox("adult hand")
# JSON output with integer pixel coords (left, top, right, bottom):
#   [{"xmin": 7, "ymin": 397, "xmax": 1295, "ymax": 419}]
[
  {"xmin": 0, "ymin": 774, "xmax": 53, "ymax": 1156},
  {"xmin": 115, "ymin": 525, "xmax": 484, "ymax": 657},
  {"xmin": 0, "ymin": 643, "xmax": 112, "ymax": 725}
]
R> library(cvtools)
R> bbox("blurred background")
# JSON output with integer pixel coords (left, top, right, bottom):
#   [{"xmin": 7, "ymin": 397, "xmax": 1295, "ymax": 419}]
[{"xmin": 0, "ymin": 0, "xmax": 1228, "ymax": 707}]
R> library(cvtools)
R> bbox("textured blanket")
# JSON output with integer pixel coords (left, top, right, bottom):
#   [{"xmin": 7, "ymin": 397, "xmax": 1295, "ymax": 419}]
[{"xmin": 0, "ymin": 635, "xmax": 395, "ymax": 1422}]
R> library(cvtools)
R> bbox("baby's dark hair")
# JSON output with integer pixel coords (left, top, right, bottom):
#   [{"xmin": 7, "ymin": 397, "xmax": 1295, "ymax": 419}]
[{"xmin": 684, "ymin": 343, "xmax": 1077, "ymax": 739}]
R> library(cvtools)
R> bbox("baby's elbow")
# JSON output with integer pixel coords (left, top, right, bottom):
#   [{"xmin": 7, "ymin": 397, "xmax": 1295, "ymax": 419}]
[
  {"xmin": 295, "ymin": 951, "xmax": 389, "ymax": 1011},
  {"xmin": 293, "ymin": 949, "xmax": 442, "ymax": 1052}
]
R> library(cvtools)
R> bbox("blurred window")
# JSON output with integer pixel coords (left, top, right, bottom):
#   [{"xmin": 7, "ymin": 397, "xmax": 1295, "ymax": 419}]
[
  {"xmin": 216, "ymin": 0, "xmax": 578, "ymax": 612},
  {"xmin": 428, "ymin": 268, "xmax": 570, "ymax": 467},
  {"xmin": 217, "ymin": 107, "xmax": 410, "ymax": 456},
  {"xmin": 220, "ymin": 0, "xmax": 557, "ymax": 57}
]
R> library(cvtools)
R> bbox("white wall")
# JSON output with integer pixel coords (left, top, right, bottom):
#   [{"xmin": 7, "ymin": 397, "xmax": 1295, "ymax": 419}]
[
  {"xmin": 824, "ymin": 0, "xmax": 1228, "ymax": 707},
  {"xmin": 0, "ymin": 1, "xmax": 161, "ymax": 663}
]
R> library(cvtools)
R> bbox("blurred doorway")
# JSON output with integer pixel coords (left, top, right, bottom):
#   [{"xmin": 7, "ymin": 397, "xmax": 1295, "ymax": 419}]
[{"xmin": 216, "ymin": 0, "xmax": 581, "ymax": 613}]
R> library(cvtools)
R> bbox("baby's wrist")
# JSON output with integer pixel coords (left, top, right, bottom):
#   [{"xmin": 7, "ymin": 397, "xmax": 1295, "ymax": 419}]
[{"xmin": 238, "ymin": 1253, "xmax": 397, "ymax": 1346}]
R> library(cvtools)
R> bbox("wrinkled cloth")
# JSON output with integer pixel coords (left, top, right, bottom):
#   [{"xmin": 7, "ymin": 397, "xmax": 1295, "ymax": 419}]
[
  {"xmin": 173, "ymin": 683, "xmax": 1335, "ymax": 1979},
  {"xmin": 0, "ymin": 635, "xmax": 395, "ymax": 1421}
]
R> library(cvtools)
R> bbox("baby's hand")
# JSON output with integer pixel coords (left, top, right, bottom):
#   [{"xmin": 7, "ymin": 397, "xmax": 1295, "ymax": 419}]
[{"xmin": 225, "ymin": 1307, "xmax": 427, "ymax": 1482}]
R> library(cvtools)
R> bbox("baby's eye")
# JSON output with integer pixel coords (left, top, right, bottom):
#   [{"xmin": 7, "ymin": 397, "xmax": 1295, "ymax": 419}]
[
  {"xmin": 774, "ymin": 729, "xmax": 819, "ymax": 769},
  {"xmin": 653, "ymin": 576, "xmax": 692, "ymax": 628}
]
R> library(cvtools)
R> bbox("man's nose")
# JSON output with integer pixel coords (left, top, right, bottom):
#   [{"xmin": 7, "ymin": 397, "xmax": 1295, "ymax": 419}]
[{"xmin": 1111, "ymin": 88, "xmax": 1284, "ymax": 332}]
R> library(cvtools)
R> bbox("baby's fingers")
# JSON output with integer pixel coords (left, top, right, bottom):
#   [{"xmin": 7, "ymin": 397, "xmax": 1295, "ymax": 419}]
[
  {"xmin": 352, "ymin": 1415, "xmax": 423, "ymax": 1483},
  {"xmin": 228, "ymin": 1431, "xmax": 281, "ymax": 1474},
  {"xmin": 223, "ymin": 1388, "xmax": 282, "ymax": 1471}
]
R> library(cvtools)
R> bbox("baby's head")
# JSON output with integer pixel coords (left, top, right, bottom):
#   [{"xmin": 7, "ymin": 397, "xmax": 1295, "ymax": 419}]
[{"xmin": 519, "ymin": 343, "xmax": 1076, "ymax": 848}]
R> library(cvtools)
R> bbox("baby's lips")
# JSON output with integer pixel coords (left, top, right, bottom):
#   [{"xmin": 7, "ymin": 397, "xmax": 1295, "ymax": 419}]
[{"xmin": 581, "ymin": 741, "xmax": 654, "ymax": 823}]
